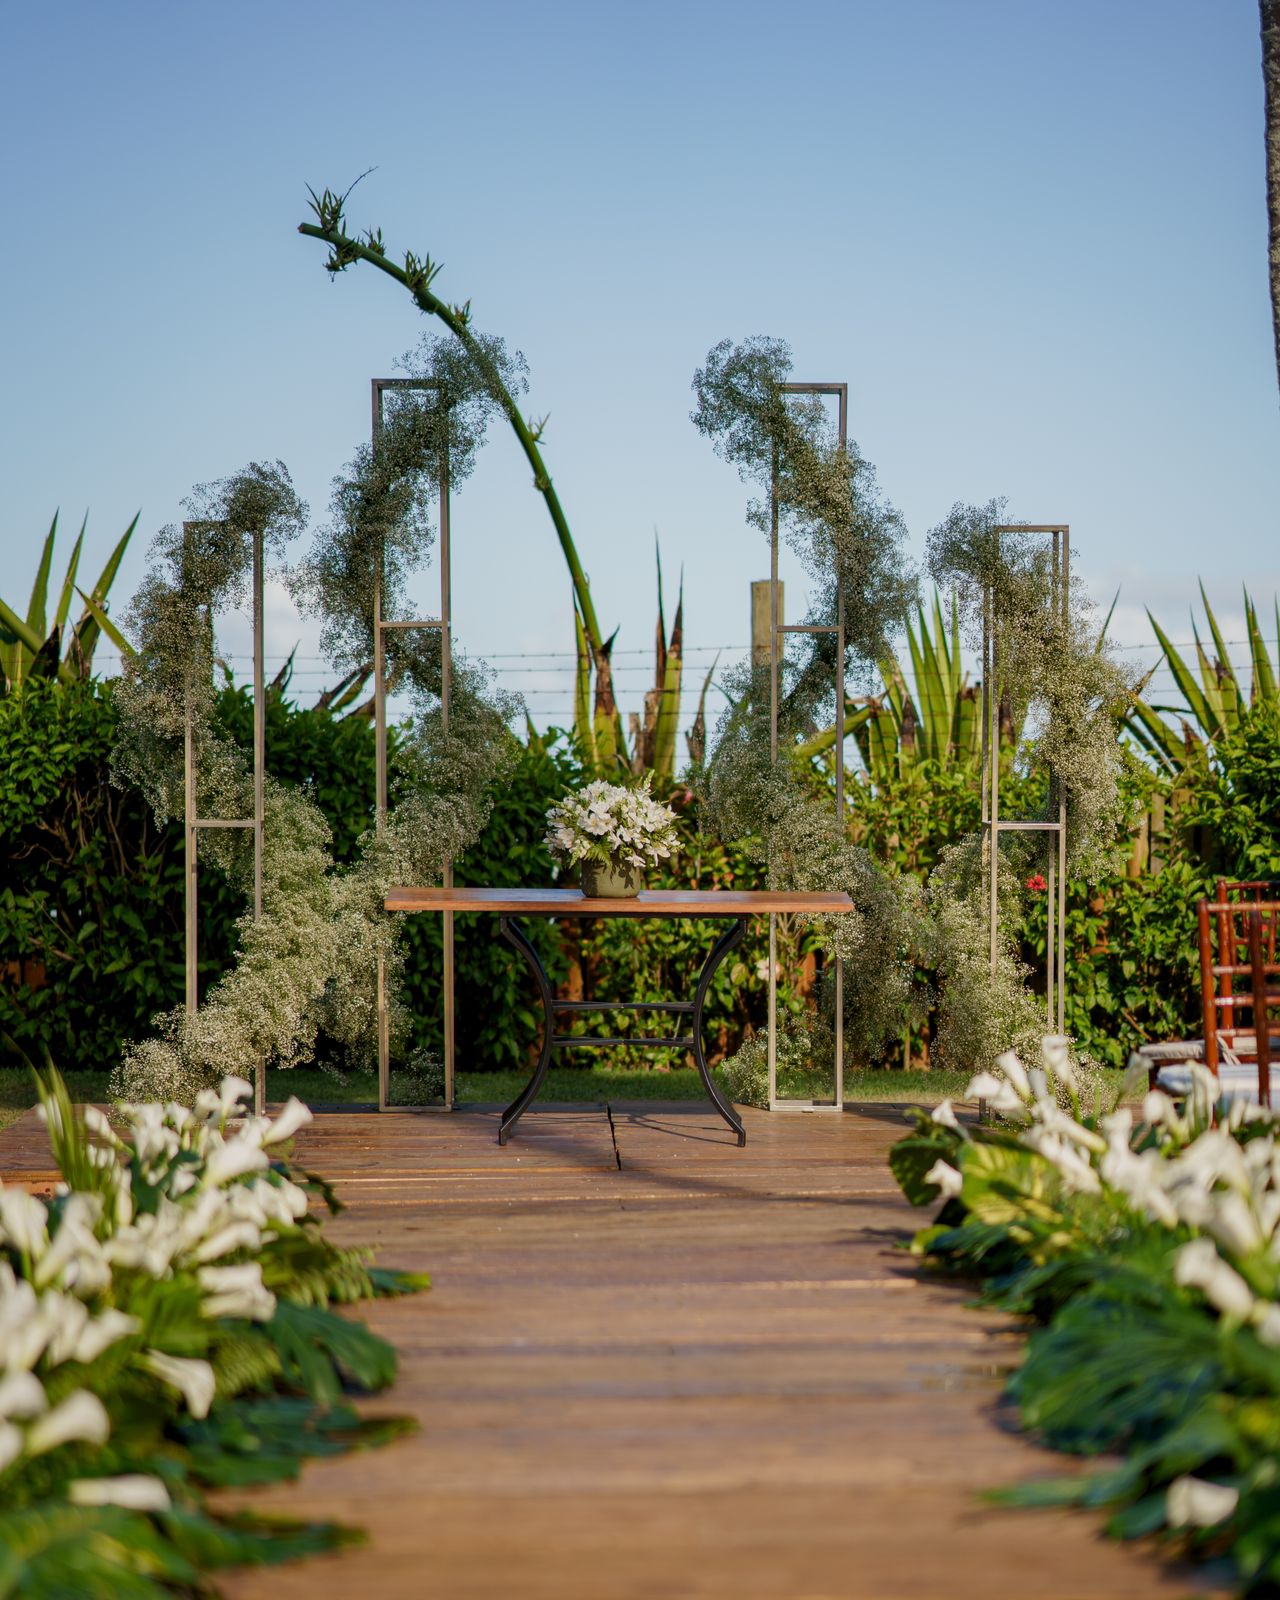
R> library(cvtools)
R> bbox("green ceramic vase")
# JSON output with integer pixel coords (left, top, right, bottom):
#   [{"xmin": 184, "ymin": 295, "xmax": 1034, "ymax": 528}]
[{"xmin": 581, "ymin": 859, "xmax": 642, "ymax": 898}]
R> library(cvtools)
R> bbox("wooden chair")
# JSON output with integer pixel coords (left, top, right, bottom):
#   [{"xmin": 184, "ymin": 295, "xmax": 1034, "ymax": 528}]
[
  {"xmin": 1197, "ymin": 893, "xmax": 1280, "ymax": 1107},
  {"xmin": 1136, "ymin": 881, "xmax": 1279, "ymax": 1092}
]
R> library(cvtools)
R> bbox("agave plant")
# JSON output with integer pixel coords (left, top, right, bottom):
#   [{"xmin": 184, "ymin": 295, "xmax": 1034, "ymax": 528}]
[
  {"xmin": 0, "ymin": 512, "xmax": 136, "ymax": 693},
  {"xmin": 572, "ymin": 541, "xmax": 689, "ymax": 780},
  {"xmin": 1125, "ymin": 584, "xmax": 1279, "ymax": 774},
  {"xmin": 798, "ymin": 590, "xmax": 983, "ymax": 778}
]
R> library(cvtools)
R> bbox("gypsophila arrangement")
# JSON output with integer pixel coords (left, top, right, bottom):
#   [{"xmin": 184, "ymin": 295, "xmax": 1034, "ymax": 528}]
[
  {"xmin": 891, "ymin": 1040, "xmax": 1280, "ymax": 1589},
  {"xmin": 111, "ymin": 431, "xmax": 518, "ymax": 1104},
  {"xmin": 0, "ymin": 1067, "xmax": 427, "ymax": 1592},
  {"xmin": 546, "ymin": 777, "xmax": 679, "ymax": 873}
]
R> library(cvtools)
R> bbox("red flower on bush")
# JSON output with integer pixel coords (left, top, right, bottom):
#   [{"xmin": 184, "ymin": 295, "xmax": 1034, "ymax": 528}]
[{"xmin": 1025, "ymin": 874, "xmax": 1047, "ymax": 892}]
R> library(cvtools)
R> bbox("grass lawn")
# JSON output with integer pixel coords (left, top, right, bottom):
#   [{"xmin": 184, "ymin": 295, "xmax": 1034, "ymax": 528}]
[{"xmin": 0, "ymin": 1061, "xmax": 1129, "ymax": 1129}]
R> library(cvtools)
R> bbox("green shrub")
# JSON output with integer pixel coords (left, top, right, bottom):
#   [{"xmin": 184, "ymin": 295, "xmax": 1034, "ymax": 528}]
[{"xmin": 0, "ymin": 681, "xmax": 241, "ymax": 1071}]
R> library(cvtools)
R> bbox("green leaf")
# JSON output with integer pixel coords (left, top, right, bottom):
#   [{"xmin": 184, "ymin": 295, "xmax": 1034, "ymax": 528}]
[
  {"xmin": 75, "ymin": 588, "xmax": 134, "ymax": 658},
  {"xmin": 1147, "ymin": 611, "xmax": 1218, "ymax": 741},
  {"xmin": 25, "ymin": 515, "xmax": 58, "ymax": 639},
  {"xmin": 52, "ymin": 515, "xmax": 86, "ymax": 634}
]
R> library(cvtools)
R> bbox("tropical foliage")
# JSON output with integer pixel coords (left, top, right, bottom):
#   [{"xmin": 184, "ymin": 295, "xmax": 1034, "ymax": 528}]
[
  {"xmin": 0, "ymin": 1067, "xmax": 425, "ymax": 1596},
  {"xmin": 0, "ymin": 514, "xmax": 136, "ymax": 694},
  {"xmin": 1126, "ymin": 585, "xmax": 1279, "ymax": 776},
  {"xmin": 892, "ymin": 1044, "xmax": 1280, "ymax": 1591},
  {"xmin": 799, "ymin": 591, "xmax": 983, "ymax": 780}
]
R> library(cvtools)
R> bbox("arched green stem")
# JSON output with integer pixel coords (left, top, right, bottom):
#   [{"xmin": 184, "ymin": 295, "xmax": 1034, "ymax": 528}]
[{"xmin": 297, "ymin": 214, "xmax": 625, "ymax": 758}]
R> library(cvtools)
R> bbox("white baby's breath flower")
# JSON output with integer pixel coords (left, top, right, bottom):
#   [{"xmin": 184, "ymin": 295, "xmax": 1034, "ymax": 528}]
[
  {"xmin": 1165, "ymin": 1475, "xmax": 1238, "ymax": 1528},
  {"xmin": 69, "ymin": 1475, "xmax": 171, "ymax": 1512}
]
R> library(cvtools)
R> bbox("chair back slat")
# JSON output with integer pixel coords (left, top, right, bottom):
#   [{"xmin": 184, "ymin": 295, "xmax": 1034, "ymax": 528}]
[
  {"xmin": 1251, "ymin": 910, "xmax": 1273, "ymax": 1107},
  {"xmin": 1197, "ymin": 890, "xmax": 1280, "ymax": 1107}
]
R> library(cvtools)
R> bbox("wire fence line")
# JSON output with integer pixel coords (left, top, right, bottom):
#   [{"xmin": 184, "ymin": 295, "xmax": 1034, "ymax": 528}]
[{"xmin": 88, "ymin": 622, "xmax": 1278, "ymax": 741}]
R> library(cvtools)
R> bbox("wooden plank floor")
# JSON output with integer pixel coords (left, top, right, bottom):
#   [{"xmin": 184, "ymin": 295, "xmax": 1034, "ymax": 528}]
[{"xmin": 0, "ymin": 1101, "xmax": 1224, "ymax": 1599}]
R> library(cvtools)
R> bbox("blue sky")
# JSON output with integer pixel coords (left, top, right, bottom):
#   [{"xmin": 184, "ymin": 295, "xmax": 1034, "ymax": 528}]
[{"xmin": 2, "ymin": 0, "xmax": 1276, "ymax": 737}]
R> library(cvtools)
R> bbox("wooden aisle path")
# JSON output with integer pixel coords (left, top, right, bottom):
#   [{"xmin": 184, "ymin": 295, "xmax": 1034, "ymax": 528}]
[{"xmin": 1, "ymin": 1101, "xmax": 1223, "ymax": 1600}]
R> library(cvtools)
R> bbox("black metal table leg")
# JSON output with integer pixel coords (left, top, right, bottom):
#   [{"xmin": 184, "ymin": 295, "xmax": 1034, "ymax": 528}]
[
  {"xmin": 498, "ymin": 915, "xmax": 554, "ymax": 1145},
  {"xmin": 498, "ymin": 911, "xmax": 747, "ymax": 1148},
  {"xmin": 691, "ymin": 918, "xmax": 748, "ymax": 1145}
]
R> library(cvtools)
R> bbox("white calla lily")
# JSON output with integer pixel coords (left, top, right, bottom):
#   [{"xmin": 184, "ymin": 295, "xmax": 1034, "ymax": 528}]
[
  {"xmin": 1165, "ymin": 1475, "xmax": 1238, "ymax": 1528},
  {"xmin": 0, "ymin": 1373, "xmax": 47, "ymax": 1421},
  {"xmin": 1174, "ymin": 1239, "xmax": 1256, "ymax": 1321},
  {"xmin": 142, "ymin": 1350, "xmax": 217, "ymax": 1419},
  {"xmin": 924, "ymin": 1159, "xmax": 963, "ymax": 1200},
  {"xmin": 69, "ymin": 1474, "xmax": 172, "ymax": 1511},
  {"xmin": 262, "ymin": 1097, "xmax": 313, "ymax": 1147},
  {"xmin": 25, "ymin": 1389, "xmax": 110, "ymax": 1455}
]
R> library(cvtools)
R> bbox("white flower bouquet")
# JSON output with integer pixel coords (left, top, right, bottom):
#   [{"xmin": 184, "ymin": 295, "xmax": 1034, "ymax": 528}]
[{"xmin": 545, "ymin": 776, "xmax": 679, "ymax": 896}]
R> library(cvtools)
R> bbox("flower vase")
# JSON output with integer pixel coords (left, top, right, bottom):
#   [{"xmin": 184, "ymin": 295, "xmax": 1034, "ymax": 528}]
[{"xmin": 581, "ymin": 859, "xmax": 642, "ymax": 899}]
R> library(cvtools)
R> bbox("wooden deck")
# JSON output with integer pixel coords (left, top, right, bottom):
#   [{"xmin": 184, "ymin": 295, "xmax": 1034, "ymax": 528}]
[{"xmin": 0, "ymin": 1101, "xmax": 1221, "ymax": 1599}]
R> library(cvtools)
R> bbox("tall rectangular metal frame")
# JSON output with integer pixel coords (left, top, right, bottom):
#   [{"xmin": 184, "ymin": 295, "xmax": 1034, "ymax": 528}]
[
  {"xmin": 371, "ymin": 378, "xmax": 455, "ymax": 1113},
  {"xmin": 182, "ymin": 519, "xmax": 267, "ymax": 1116},
  {"xmin": 983, "ymin": 524, "xmax": 1068, "ymax": 1030},
  {"xmin": 767, "ymin": 381, "xmax": 847, "ymax": 1113}
]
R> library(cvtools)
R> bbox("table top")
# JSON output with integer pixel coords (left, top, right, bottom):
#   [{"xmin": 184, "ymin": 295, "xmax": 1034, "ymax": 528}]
[{"xmin": 385, "ymin": 886, "xmax": 855, "ymax": 918}]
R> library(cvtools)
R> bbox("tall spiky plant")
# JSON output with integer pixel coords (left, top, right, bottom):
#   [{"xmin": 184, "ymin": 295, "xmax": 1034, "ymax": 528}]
[
  {"xmin": 0, "ymin": 512, "xmax": 136, "ymax": 693},
  {"xmin": 797, "ymin": 590, "xmax": 983, "ymax": 778},
  {"xmin": 1125, "ymin": 583, "xmax": 1279, "ymax": 774},
  {"xmin": 628, "ymin": 541, "xmax": 684, "ymax": 780}
]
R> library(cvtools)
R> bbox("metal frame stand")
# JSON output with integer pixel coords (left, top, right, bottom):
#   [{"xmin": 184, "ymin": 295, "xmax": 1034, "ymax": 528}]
[
  {"xmin": 371, "ymin": 378, "xmax": 454, "ymax": 1112},
  {"xmin": 982, "ymin": 525, "xmax": 1069, "ymax": 1030},
  {"xmin": 182, "ymin": 520, "xmax": 267, "ymax": 1115},
  {"xmin": 767, "ymin": 382, "xmax": 847, "ymax": 1113}
]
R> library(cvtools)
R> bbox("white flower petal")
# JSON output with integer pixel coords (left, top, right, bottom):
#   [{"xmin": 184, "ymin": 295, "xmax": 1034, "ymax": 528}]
[
  {"xmin": 69, "ymin": 1474, "xmax": 171, "ymax": 1512},
  {"xmin": 1166, "ymin": 1475, "xmax": 1238, "ymax": 1528},
  {"xmin": 141, "ymin": 1351, "xmax": 216, "ymax": 1419},
  {"xmin": 25, "ymin": 1390, "xmax": 110, "ymax": 1455}
]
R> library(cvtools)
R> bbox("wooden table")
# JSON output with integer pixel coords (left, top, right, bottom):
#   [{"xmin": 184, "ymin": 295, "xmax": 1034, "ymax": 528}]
[{"xmin": 385, "ymin": 888, "xmax": 854, "ymax": 1145}]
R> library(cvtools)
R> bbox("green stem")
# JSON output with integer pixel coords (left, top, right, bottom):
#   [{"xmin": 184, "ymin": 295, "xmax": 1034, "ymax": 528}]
[{"xmin": 297, "ymin": 221, "xmax": 607, "ymax": 660}]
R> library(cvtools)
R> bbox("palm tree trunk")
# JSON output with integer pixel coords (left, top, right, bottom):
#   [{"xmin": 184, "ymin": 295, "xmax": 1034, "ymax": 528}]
[{"xmin": 1264, "ymin": 0, "xmax": 1280, "ymax": 396}]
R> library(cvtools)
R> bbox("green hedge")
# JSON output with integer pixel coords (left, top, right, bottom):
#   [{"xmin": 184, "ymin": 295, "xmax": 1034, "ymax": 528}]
[
  {"xmin": 5, "ymin": 682, "xmax": 1276, "ymax": 1081},
  {"xmin": 0, "ymin": 683, "xmax": 780, "ymax": 1078}
]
